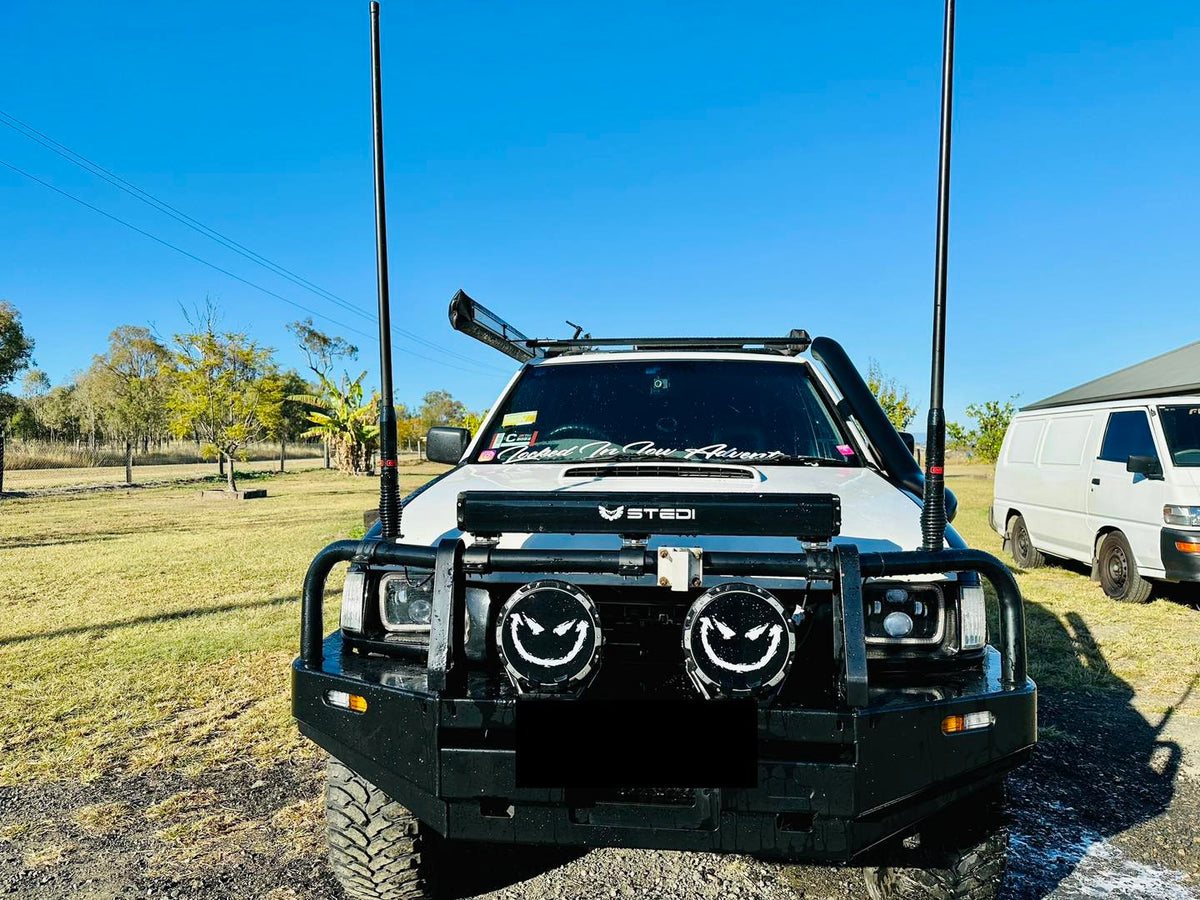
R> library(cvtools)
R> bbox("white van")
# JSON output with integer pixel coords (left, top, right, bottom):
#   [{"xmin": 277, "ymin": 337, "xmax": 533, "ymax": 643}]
[{"xmin": 991, "ymin": 397, "xmax": 1200, "ymax": 601}]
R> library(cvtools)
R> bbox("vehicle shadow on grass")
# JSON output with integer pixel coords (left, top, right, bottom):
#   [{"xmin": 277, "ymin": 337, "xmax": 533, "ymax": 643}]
[
  {"xmin": 0, "ymin": 594, "xmax": 300, "ymax": 647},
  {"xmin": 1002, "ymin": 605, "xmax": 1192, "ymax": 898}
]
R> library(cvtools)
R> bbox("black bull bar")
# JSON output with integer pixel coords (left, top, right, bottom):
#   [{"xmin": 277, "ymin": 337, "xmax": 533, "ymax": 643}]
[{"xmin": 300, "ymin": 540, "xmax": 1028, "ymax": 704}]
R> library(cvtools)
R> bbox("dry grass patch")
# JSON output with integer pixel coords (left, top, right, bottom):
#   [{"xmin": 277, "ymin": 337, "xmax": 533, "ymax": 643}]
[
  {"xmin": 23, "ymin": 841, "xmax": 73, "ymax": 868},
  {"xmin": 71, "ymin": 801, "xmax": 132, "ymax": 834},
  {"xmin": 145, "ymin": 789, "xmax": 220, "ymax": 821}
]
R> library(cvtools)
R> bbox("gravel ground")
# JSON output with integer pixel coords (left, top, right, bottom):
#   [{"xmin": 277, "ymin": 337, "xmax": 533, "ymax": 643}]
[{"xmin": 1, "ymin": 690, "xmax": 1196, "ymax": 900}]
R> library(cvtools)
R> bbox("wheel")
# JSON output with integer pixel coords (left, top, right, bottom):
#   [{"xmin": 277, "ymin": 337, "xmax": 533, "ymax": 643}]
[
  {"xmin": 325, "ymin": 759, "xmax": 441, "ymax": 900},
  {"xmin": 1097, "ymin": 531, "xmax": 1153, "ymax": 603},
  {"xmin": 863, "ymin": 787, "xmax": 1008, "ymax": 900},
  {"xmin": 1008, "ymin": 515, "xmax": 1044, "ymax": 569}
]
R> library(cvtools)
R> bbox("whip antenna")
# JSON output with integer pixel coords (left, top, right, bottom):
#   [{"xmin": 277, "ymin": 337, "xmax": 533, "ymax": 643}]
[
  {"xmin": 369, "ymin": 0, "xmax": 401, "ymax": 538},
  {"xmin": 921, "ymin": 0, "xmax": 956, "ymax": 551}
]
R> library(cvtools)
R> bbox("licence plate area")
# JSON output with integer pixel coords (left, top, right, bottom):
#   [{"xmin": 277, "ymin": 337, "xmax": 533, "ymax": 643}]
[{"xmin": 515, "ymin": 698, "xmax": 756, "ymax": 789}]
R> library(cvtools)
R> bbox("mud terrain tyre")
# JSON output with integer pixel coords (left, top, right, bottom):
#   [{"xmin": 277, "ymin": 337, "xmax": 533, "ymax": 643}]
[
  {"xmin": 862, "ymin": 788, "xmax": 1008, "ymax": 900},
  {"xmin": 1097, "ymin": 531, "xmax": 1153, "ymax": 603},
  {"xmin": 1008, "ymin": 514, "xmax": 1044, "ymax": 569},
  {"xmin": 326, "ymin": 759, "xmax": 440, "ymax": 900}
]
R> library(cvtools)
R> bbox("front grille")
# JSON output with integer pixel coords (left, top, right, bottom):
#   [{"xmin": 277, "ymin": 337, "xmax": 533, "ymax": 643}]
[{"xmin": 562, "ymin": 464, "xmax": 755, "ymax": 479}]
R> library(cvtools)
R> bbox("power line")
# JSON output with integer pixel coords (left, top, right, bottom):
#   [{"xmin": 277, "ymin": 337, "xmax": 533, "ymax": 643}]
[
  {"xmin": 0, "ymin": 158, "xmax": 507, "ymax": 377},
  {"xmin": 0, "ymin": 108, "xmax": 510, "ymax": 376}
]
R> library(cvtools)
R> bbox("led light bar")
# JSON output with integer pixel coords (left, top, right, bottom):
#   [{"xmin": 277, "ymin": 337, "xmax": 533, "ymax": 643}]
[
  {"xmin": 449, "ymin": 289, "xmax": 542, "ymax": 363},
  {"xmin": 459, "ymin": 491, "xmax": 841, "ymax": 540}
]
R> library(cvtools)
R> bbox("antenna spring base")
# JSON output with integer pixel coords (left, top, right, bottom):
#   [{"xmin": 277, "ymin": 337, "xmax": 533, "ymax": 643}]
[{"xmin": 378, "ymin": 464, "xmax": 401, "ymax": 539}]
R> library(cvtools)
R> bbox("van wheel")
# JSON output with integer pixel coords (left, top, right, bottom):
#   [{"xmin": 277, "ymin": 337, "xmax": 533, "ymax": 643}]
[
  {"xmin": 1097, "ymin": 532, "xmax": 1153, "ymax": 603},
  {"xmin": 326, "ymin": 759, "xmax": 441, "ymax": 900},
  {"xmin": 862, "ymin": 787, "xmax": 1008, "ymax": 900},
  {"xmin": 1008, "ymin": 515, "xmax": 1043, "ymax": 569}
]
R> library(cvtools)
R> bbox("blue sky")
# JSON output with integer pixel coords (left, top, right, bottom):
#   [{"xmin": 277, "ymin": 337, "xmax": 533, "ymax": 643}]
[{"xmin": 2, "ymin": 2, "xmax": 1197, "ymax": 422}]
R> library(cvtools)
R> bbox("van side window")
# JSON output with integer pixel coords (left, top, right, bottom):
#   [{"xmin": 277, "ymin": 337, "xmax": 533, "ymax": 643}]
[{"xmin": 1098, "ymin": 411, "xmax": 1157, "ymax": 463}]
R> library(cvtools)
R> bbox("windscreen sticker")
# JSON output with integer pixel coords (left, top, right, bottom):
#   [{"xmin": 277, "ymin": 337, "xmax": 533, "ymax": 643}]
[
  {"xmin": 836, "ymin": 444, "xmax": 855, "ymax": 456},
  {"xmin": 477, "ymin": 449, "xmax": 497, "ymax": 462},
  {"xmin": 490, "ymin": 430, "xmax": 538, "ymax": 450},
  {"xmin": 502, "ymin": 410, "xmax": 537, "ymax": 427},
  {"xmin": 494, "ymin": 439, "xmax": 788, "ymax": 465}
]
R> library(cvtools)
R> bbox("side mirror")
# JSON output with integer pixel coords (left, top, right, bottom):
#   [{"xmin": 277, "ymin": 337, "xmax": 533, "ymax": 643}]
[
  {"xmin": 1126, "ymin": 455, "xmax": 1163, "ymax": 480},
  {"xmin": 427, "ymin": 426, "xmax": 472, "ymax": 465},
  {"xmin": 899, "ymin": 432, "xmax": 916, "ymax": 456}
]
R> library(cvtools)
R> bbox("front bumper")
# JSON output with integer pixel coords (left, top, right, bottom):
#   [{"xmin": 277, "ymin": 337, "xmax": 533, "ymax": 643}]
[
  {"xmin": 1161, "ymin": 527, "xmax": 1200, "ymax": 582},
  {"xmin": 294, "ymin": 635, "xmax": 1035, "ymax": 862}
]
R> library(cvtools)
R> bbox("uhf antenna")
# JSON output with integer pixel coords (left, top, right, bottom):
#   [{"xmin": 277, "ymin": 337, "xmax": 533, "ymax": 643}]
[
  {"xmin": 921, "ymin": 0, "xmax": 956, "ymax": 551},
  {"xmin": 370, "ymin": 0, "xmax": 401, "ymax": 538}
]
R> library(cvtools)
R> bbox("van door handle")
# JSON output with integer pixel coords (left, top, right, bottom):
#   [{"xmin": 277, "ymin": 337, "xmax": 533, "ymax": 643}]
[{"xmin": 1091, "ymin": 478, "xmax": 1100, "ymax": 485}]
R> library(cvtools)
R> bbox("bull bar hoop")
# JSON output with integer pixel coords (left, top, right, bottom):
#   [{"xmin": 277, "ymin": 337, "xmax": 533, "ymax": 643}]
[{"xmin": 300, "ymin": 534, "xmax": 1029, "ymax": 703}]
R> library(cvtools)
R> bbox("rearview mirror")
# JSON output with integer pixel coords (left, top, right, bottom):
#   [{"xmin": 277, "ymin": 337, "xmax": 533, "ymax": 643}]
[
  {"xmin": 427, "ymin": 427, "xmax": 472, "ymax": 465},
  {"xmin": 899, "ymin": 432, "xmax": 916, "ymax": 456},
  {"xmin": 1126, "ymin": 455, "xmax": 1163, "ymax": 480}
]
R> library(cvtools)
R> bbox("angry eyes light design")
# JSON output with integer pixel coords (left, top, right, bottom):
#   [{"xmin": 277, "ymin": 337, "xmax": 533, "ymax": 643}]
[
  {"xmin": 698, "ymin": 616, "xmax": 784, "ymax": 674},
  {"xmin": 683, "ymin": 583, "xmax": 795, "ymax": 699},
  {"xmin": 496, "ymin": 581, "xmax": 603, "ymax": 694},
  {"xmin": 508, "ymin": 612, "xmax": 590, "ymax": 668}
]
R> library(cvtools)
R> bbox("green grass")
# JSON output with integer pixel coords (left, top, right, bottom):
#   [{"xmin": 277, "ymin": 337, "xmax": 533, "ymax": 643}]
[
  {"xmin": 948, "ymin": 464, "xmax": 1199, "ymax": 706},
  {"xmin": 0, "ymin": 461, "xmax": 1195, "ymax": 791},
  {"xmin": 0, "ymin": 462, "xmax": 448, "ymax": 786}
]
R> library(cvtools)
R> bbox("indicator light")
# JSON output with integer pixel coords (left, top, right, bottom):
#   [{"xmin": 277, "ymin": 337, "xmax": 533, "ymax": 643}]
[
  {"xmin": 326, "ymin": 690, "xmax": 368, "ymax": 713},
  {"xmin": 942, "ymin": 710, "xmax": 994, "ymax": 734}
]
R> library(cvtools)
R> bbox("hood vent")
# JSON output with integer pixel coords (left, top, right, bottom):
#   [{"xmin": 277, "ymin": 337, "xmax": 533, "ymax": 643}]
[{"xmin": 562, "ymin": 464, "xmax": 756, "ymax": 480}]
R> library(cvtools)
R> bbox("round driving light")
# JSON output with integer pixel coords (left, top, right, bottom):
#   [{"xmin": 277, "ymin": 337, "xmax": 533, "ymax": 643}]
[
  {"xmin": 682, "ymin": 582, "xmax": 795, "ymax": 699},
  {"xmin": 883, "ymin": 611, "xmax": 914, "ymax": 638},
  {"xmin": 885, "ymin": 588, "xmax": 909, "ymax": 604},
  {"xmin": 495, "ymin": 580, "xmax": 602, "ymax": 694}
]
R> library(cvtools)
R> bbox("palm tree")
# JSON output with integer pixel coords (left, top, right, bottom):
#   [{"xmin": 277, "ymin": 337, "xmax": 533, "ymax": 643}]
[{"xmin": 290, "ymin": 371, "xmax": 380, "ymax": 475}]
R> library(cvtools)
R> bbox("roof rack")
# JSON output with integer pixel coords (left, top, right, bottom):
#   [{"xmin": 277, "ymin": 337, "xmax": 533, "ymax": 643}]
[
  {"xmin": 526, "ymin": 333, "xmax": 811, "ymax": 357},
  {"xmin": 448, "ymin": 290, "xmax": 810, "ymax": 362}
]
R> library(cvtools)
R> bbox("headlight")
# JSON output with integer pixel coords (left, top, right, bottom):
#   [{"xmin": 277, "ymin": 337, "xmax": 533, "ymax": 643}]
[
  {"xmin": 863, "ymin": 582, "xmax": 943, "ymax": 645},
  {"xmin": 959, "ymin": 584, "xmax": 987, "ymax": 650},
  {"xmin": 682, "ymin": 582, "xmax": 795, "ymax": 699},
  {"xmin": 1164, "ymin": 505, "xmax": 1200, "ymax": 527},
  {"xmin": 379, "ymin": 570, "xmax": 434, "ymax": 635}
]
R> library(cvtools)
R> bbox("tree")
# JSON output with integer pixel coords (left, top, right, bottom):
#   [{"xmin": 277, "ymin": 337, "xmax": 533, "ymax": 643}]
[
  {"xmin": 0, "ymin": 301, "xmax": 36, "ymax": 496},
  {"xmin": 291, "ymin": 371, "xmax": 380, "ymax": 475},
  {"xmin": 266, "ymin": 369, "xmax": 311, "ymax": 472},
  {"xmin": 416, "ymin": 390, "xmax": 467, "ymax": 433},
  {"xmin": 168, "ymin": 306, "xmax": 280, "ymax": 492},
  {"xmin": 458, "ymin": 409, "xmax": 487, "ymax": 435},
  {"xmin": 288, "ymin": 318, "xmax": 358, "ymax": 468},
  {"xmin": 40, "ymin": 384, "xmax": 81, "ymax": 445},
  {"xmin": 20, "ymin": 368, "xmax": 50, "ymax": 401},
  {"xmin": 867, "ymin": 361, "xmax": 918, "ymax": 432},
  {"xmin": 947, "ymin": 397, "xmax": 1018, "ymax": 464},
  {"xmin": 94, "ymin": 326, "xmax": 170, "ymax": 484},
  {"xmin": 287, "ymin": 318, "xmax": 358, "ymax": 378}
]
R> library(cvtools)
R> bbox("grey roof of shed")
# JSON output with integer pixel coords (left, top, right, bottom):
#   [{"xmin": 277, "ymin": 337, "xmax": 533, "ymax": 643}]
[{"xmin": 1024, "ymin": 341, "xmax": 1200, "ymax": 411}]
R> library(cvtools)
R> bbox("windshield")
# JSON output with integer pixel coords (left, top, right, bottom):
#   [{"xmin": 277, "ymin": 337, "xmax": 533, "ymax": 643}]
[
  {"xmin": 474, "ymin": 359, "xmax": 860, "ymax": 466},
  {"xmin": 1158, "ymin": 404, "xmax": 1200, "ymax": 467}
]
